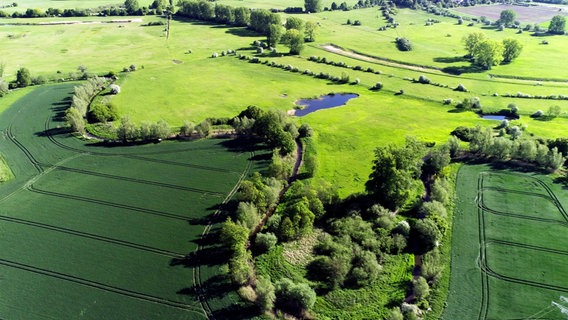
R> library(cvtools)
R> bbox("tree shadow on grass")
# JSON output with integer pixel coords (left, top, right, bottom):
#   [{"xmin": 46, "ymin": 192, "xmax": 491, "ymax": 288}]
[
  {"xmin": 224, "ymin": 27, "xmax": 261, "ymax": 37},
  {"xmin": 212, "ymin": 302, "xmax": 260, "ymax": 320},
  {"xmin": 442, "ymin": 65, "xmax": 486, "ymax": 75},
  {"xmin": 433, "ymin": 56, "xmax": 469, "ymax": 64}
]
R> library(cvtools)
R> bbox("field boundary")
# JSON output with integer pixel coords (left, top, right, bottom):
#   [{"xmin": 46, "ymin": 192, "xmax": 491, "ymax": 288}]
[{"xmin": 193, "ymin": 150, "xmax": 255, "ymax": 319}]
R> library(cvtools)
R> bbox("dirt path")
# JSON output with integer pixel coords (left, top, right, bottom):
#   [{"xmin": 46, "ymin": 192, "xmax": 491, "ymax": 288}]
[
  {"xmin": 321, "ymin": 44, "xmax": 444, "ymax": 75},
  {"xmin": 249, "ymin": 138, "xmax": 303, "ymax": 242}
]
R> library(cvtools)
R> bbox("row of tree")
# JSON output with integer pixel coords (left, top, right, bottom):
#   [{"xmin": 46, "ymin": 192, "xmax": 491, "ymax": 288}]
[{"xmin": 456, "ymin": 125, "xmax": 565, "ymax": 170}]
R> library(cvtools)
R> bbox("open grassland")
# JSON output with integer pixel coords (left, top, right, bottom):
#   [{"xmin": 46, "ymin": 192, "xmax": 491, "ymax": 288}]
[
  {"xmin": 4, "ymin": 12, "xmax": 568, "ymax": 195},
  {"xmin": 443, "ymin": 164, "xmax": 568, "ymax": 319},
  {"xmin": 0, "ymin": 83, "xmax": 268, "ymax": 319},
  {"xmin": 453, "ymin": 4, "xmax": 568, "ymax": 24},
  {"xmin": 0, "ymin": 0, "xmax": 154, "ymax": 13}
]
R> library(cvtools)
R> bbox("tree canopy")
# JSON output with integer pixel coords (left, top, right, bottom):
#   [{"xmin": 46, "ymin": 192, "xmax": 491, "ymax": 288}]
[
  {"xmin": 549, "ymin": 15, "xmax": 566, "ymax": 34},
  {"xmin": 499, "ymin": 9, "xmax": 516, "ymax": 27},
  {"xmin": 365, "ymin": 137, "xmax": 425, "ymax": 210}
]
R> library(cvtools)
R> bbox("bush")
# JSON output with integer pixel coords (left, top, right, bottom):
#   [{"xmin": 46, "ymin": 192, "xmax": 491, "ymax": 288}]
[
  {"xmin": 371, "ymin": 82, "xmax": 383, "ymax": 90},
  {"xmin": 455, "ymin": 83, "xmax": 467, "ymax": 92},
  {"xmin": 443, "ymin": 98, "xmax": 453, "ymax": 105},
  {"xmin": 395, "ymin": 37, "xmax": 412, "ymax": 51},
  {"xmin": 418, "ymin": 75, "xmax": 430, "ymax": 84},
  {"xmin": 255, "ymin": 232, "xmax": 278, "ymax": 253},
  {"xmin": 532, "ymin": 110, "xmax": 544, "ymax": 118},
  {"xmin": 275, "ymin": 278, "xmax": 316, "ymax": 315},
  {"xmin": 109, "ymin": 84, "xmax": 121, "ymax": 94}
]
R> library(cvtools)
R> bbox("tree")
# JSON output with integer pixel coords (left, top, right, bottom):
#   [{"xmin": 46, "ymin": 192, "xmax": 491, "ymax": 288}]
[
  {"xmin": 413, "ymin": 276, "xmax": 430, "ymax": 300},
  {"xmin": 16, "ymin": 67, "xmax": 31, "ymax": 88},
  {"xmin": 117, "ymin": 116, "xmax": 139, "ymax": 142},
  {"xmin": 499, "ymin": 9, "xmax": 516, "ymax": 27},
  {"xmin": 65, "ymin": 107, "xmax": 86, "ymax": 134},
  {"xmin": 282, "ymin": 29, "xmax": 305, "ymax": 55},
  {"xmin": 365, "ymin": 137, "xmax": 425, "ymax": 210},
  {"xmin": 275, "ymin": 278, "xmax": 316, "ymax": 315},
  {"xmin": 256, "ymin": 276, "xmax": 276, "ymax": 312},
  {"xmin": 463, "ymin": 32, "xmax": 486, "ymax": 57},
  {"xmin": 124, "ymin": 0, "xmax": 140, "ymax": 15},
  {"xmin": 285, "ymin": 17, "xmax": 304, "ymax": 32},
  {"xmin": 395, "ymin": 37, "xmax": 412, "ymax": 51},
  {"xmin": 502, "ymin": 38, "xmax": 522, "ymax": 63},
  {"xmin": 179, "ymin": 120, "xmax": 194, "ymax": 136},
  {"xmin": 411, "ymin": 218, "xmax": 441, "ymax": 254},
  {"xmin": 0, "ymin": 79, "xmax": 8, "ymax": 97},
  {"xmin": 267, "ymin": 23, "xmax": 283, "ymax": 48},
  {"xmin": 304, "ymin": 0, "xmax": 322, "ymax": 13},
  {"xmin": 474, "ymin": 39, "xmax": 504, "ymax": 70},
  {"xmin": 304, "ymin": 21, "xmax": 317, "ymax": 42},
  {"xmin": 549, "ymin": 15, "xmax": 566, "ymax": 34},
  {"xmin": 234, "ymin": 7, "xmax": 250, "ymax": 27}
]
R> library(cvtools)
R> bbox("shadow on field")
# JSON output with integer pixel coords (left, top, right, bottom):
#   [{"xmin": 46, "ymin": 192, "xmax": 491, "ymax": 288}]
[
  {"xmin": 442, "ymin": 64, "xmax": 486, "ymax": 75},
  {"xmin": 433, "ymin": 56, "xmax": 469, "ymax": 64},
  {"xmin": 224, "ymin": 27, "xmax": 260, "ymax": 37},
  {"xmin": 170, "ymin": 245, "xmax": 231, "ymax": 268},
  {"xmin": 212, "ymin": 303, "xmax": 260, "ymax": 320}
]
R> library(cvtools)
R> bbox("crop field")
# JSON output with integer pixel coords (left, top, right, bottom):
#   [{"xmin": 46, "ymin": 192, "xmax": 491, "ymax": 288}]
[
  {"xmin": 0, "ymin": 83, "xmax": 268, "ymax": 319},
  {"xmin": 453, "ymin": 4, "xmax": 568, "ymax": 24},
  {"xmin": 443, "ymin": 164, "xmax": 568, "ymax": 319}
]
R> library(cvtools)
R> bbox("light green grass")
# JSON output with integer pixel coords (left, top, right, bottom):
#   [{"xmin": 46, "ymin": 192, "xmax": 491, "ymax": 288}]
[
  {"xmin": 0, "ymin": 0, "xmax": 154, "ymax": 13},
  {"xmin": 443, "ymin": 164, "xmax": 568, "ymax": 319},
  {"xmin": 0, "ymin": 84, "xmax": 266, "ymax": 319}
]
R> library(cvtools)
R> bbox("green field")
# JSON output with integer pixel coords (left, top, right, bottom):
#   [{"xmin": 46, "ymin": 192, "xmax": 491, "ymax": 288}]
[
  {"xmin": 0, "ymin": 83, "xmax": 269, "ymax": 319},
  {"xmin": 443, "ymin": 164, "xmax": 568, "ymax": 319}
]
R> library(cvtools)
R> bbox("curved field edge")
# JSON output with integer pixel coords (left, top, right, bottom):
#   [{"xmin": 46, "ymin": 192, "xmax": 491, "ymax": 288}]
[
  {"xmin": 442, "ymin": 164, "xmax": 568, "ymax": 319},
  {"xmin": 0, "ymin": 84, "xmax": 266, "ymax": 319}
]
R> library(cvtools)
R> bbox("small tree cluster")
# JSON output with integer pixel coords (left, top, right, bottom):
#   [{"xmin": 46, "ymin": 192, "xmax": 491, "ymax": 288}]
[
  {"xmin": 463, "ymin": 125, "xmax": 565, "ymax": 170},
  {"xmin": 117, "ymin": 116, "xmax": 171, "ymax": 143}
]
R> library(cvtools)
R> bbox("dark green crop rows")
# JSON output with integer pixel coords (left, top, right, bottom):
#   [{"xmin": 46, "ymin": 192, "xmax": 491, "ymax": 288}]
[
  {"xmin": 0, "ymin": 84, "xmax": 264, "ymax": 319},
  {"xmin": 443, "ymin": 164, "xmax": 568, "ymax": 320}
]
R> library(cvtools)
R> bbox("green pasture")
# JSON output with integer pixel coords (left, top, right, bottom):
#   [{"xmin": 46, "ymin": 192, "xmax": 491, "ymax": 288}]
[
  {"xmin": 0, "ymin": 0, "xmax": 154, "ymax": 13},
  {"xmin": 3, "ymin": 10, "xmax": 568, "ymax": 197},
  {"xmin": 443, "ymin": 164, "xmax": 568, "ymax": 319},
  {"xmin": 0, "ymin": 84, "xmax": 266, "ymax": 319}
]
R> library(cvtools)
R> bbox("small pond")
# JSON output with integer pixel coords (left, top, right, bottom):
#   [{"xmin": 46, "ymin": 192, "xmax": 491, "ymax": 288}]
[
  {"xmin": 480, "ymin": 115, "xmax": 519, "ymax": 121},
  {"xmin": 293, "ymin": 93, "xmax": 359, "ymax": 117}
]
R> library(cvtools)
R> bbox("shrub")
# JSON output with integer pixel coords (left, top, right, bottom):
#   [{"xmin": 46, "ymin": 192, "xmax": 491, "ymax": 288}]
[
  {"xmin": 275, "ymin": 278, "xmax": 316, "ymax": 315},
  {"xmin": 109, "ymin": 84, "xmax": 120, "ymax": 94},
  {"xmin": 395, "ymin": 37, "xmax": 412, "ymax": 51},
  {"xmin": 212, "ymin": 52, "xmax": 219, "ymax": 58},
  {"xmin": 418, "ymin": 75, "xmax": 430, "ymax": 84},
  {"xmin": 371, "ymin": 82, "xmax": 383, "ymax": 91},
  {"xmin": 255, "ymin": 232, "xmax": 278, "ymax": 253},
  {"xmin": 179, "ymin": 121, "xmax": 194, "ymax": 136},
  {"xmin": 443, "ymin": 98, "xmax": 453, "ymax": 105},
  {"xmin": 532, "ymin": 110, "xmax": 544, "ymax": 117},
  {"xmin": 455, "ymin": 83, "xmax": 467, "ymax": 92}
]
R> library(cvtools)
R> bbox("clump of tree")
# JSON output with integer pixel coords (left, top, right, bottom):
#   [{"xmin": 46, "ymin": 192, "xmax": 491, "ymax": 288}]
[
  {"xmin": 65, "ymin": 77, "xmax": 108, "ymax": 134},
  {"xmin": 366, "ymin": 136, "xmax": 426, "ymax": 210},
  {"xmin": 221, "ymin": 218, "xmax": 254, "ymax": 285},
  {"xmin": 282, "ymin": 28, "xmax": 305, "ymax": 55},
  {"xmin": 269, "ymin": 180, "xmax": 324, "ymax": 241},
  {"xmin": 455, "ymin": 125, "xmax": 565, "ymax": 170},
  {"xmin": 462, "ymin": 32, "xmax": 523, "ymax": 69}
]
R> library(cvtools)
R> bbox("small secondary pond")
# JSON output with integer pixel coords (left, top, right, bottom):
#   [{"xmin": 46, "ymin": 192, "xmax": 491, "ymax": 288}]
[
  {"xmin": 293, "ymin": 93, "xmax": 359, "ymax": 117},
  {"xmin": 480, "ymin": 115, "xmax": 519, "ymax": 121}
]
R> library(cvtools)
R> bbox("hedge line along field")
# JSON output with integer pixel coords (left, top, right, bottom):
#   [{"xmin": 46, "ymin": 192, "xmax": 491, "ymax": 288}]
[
  {"xmin": 443, "ymin": 164, "xmax": 568, "ymax": 319},
  {"xmin": 0, "ymin": 83, "xmax": 267, "ymax": 319}
]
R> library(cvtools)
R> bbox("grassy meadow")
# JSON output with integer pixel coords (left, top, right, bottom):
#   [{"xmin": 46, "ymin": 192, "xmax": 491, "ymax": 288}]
[
  {"xmin": 0, "ymin": 83, "xmax": 269, "ymax": 319},
  {"xmin": 3, "ymin": 2, "xmax": 568, "ymax": 318},
  {"xmin": 444, "ymin": 164, "xmax": 568, "ymax": 319}
]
